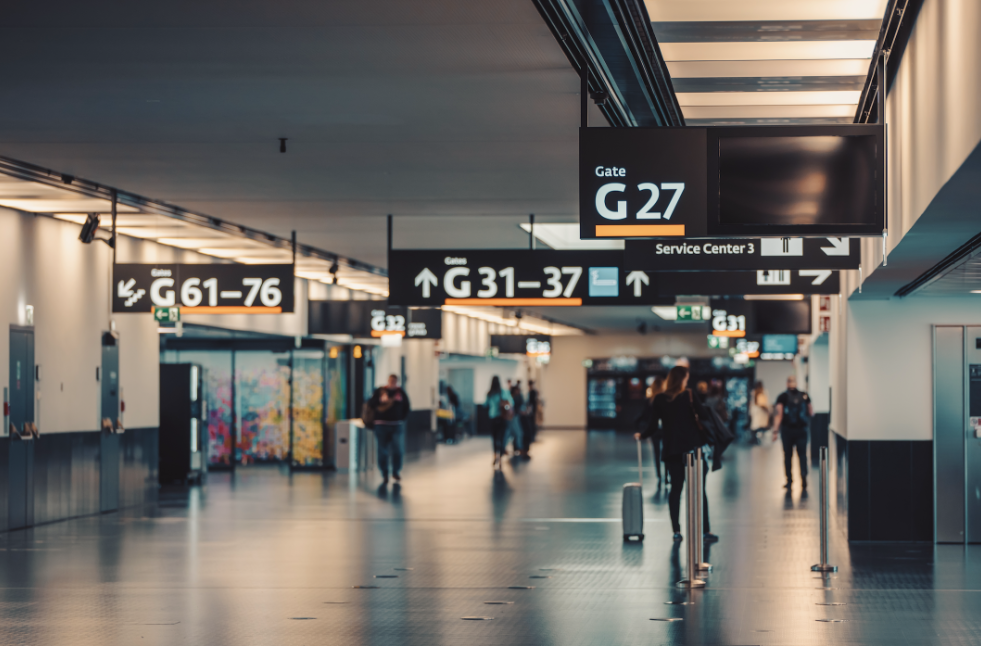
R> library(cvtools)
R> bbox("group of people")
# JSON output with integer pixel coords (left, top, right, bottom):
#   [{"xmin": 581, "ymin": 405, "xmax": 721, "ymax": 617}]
[
  {"xmin": 635, "ymin": 367, "xmax": 814, "ymax": 542},
  {"xmin": 486, "ymin": 377, "xmax": 539, "ymax": 468}
]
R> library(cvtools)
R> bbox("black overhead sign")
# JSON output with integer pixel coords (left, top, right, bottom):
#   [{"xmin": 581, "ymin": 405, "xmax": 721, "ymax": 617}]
[
  {"xmin": 624, "ymin": 237, "xmax": 860, "ymax": 270},
  {"xmin": 659, "ymin": 269, "xmax": 839, "ymax": 296},
  {"xmin": 388, "ymin": 249, "xmax": 840, "ymax": 304},
  {"xmin": 113, "ymin": 263, "xmax": 294, "ymax": 314},
  {"xmin": 307, "ymin": 301, "xmax": 442, "ymax": 339},
  {"xmin": 580, "ymin": 124, "xmax": 885, "ymax": 239},
  {"xmin": 388, "ymin": 249, "xmax": 664, "ymax": 306}
]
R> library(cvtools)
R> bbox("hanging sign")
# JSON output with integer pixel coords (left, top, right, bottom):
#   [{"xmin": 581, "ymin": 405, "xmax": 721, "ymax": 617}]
[
  {"xmin": 581, "ymin": 124, "xmax": 885, "ymax": 239},
  {"xmin": 113, "ymin": 264, "xmax": 294, "ymax": 314},
  {"xmin": 658, "ymin": 269, "xmax": 839, "ymax": 296},
  {"xmin": 387, "ymin": 249, "xmax": 663, "ymax": 306},
  {"xmin": 624, "ymin": 237, "xmax": 860, "ymax": 270}
]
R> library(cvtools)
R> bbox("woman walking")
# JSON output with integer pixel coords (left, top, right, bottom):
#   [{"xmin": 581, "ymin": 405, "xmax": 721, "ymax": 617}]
[
  {"xmin": 635, "ymin": 365, "xmax": 715, "ymax": 542},
  {"xmin": 486, "ymin": 376, "xmax": 514, "ymax": 469},
  {"xmin": 748, "ymin": 380, "xmax": 770, "ymax": 445}
]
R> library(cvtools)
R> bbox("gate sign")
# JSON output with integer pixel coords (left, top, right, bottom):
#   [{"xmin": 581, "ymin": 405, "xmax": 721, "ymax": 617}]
[
  {"xmin": 624, "ymin": 237, "xmax": 860, "ymax": 270},
  {"xmin": 388, "ymin": 249, "xmax": 662, "ymax": 306},
  {"xmin": 113, "ymin": 264, "xmax": 294, "ymax": 314},
  {"xmin": 580, "ymin": 127, "xmax": 708, "ymax": 240}
]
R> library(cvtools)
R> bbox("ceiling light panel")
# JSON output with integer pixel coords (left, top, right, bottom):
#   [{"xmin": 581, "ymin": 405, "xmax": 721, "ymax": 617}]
[
  {"xmin": 661, "ymin": 40, "xmax": 877, "ymax": 62},
  {"xmin": 667, "ymin": 59, "xmax": 873, "ymax": 79},
  {"xmin": 518, "ymin": 223, "xmax": 624, "ymax": 250},
  {"xmin": 643, "ymin": 0, "xmax": 889, "ymax": 22},
  {"xmin": 682, "ymin": 104, "xmax": 857, "ymax": 119},
  {"xmin": 676, "ymin": 90, "xmax": 861, "ymax": 106}
]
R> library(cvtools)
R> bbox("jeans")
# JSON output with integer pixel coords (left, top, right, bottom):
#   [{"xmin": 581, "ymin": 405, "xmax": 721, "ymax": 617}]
[
  {"xmin": 780, "ymin": 427, "xmax": 809, "ymax": 483},
  {"xmin": 375, "ymin": 422, "xmax": 405, "ymax": 478},
  {"xmin": 491, "ymin": 417, "xmax": 508, "ymax": 455},
  {"xmin": 666, "ymin": 459, "xmax": 710, "ymax": 534},
  {"xmin": 506, "ymin": 416, "xmax": 523, "ymax": 452}
]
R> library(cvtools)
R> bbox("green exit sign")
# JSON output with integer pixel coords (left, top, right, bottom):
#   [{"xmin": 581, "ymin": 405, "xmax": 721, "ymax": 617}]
[
  {"xmin": 707, "ymin": 335, "xmax": 729, "ymax": 350},
  {"xmin": 677, "ymin": 305, "xmax": 710, "ymax": 321},
  {"xmin": 153, "ymin": 306, "xmax": 180, "ymax": 323}
]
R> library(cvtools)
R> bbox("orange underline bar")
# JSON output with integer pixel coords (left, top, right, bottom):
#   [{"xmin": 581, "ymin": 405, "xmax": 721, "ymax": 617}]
[
  {"xmin": 712, "ymin": 330, "xmax": 746, "ymax": 338},
  {"xmin": 444, "ymin": 298, "xmax": 582, "ymax": 306},
  {"xmin": 370, "ymin": 330, "xmax": 406, "ymax": 337},
  {"xmin": 180, "ymin": 306, "xmax": 283, "ymax": 314},
  {"xmin": 595, "ymin": 224, "xmax": 686, "ymax": 237}
]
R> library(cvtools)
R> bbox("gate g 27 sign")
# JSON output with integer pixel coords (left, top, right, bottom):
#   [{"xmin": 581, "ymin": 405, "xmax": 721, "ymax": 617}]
[{"xmin": 113, "ymin": 264, "xmax": 294, "ymax": 314}]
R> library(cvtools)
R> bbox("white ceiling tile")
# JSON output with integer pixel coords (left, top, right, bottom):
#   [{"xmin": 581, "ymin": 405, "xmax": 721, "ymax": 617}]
[
  {"xmin": 661, "ymin": 40, "xmax": 877, "ymax": 61},
  {"xmin": 667, "ymin": 58, "xmax": 872, "ymax": 78}
]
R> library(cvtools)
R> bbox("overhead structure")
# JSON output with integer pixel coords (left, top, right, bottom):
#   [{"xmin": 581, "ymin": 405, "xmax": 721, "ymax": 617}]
[
  {"xmin": 532, "ymin": 0, "xmax": 684, "ymax": 126},
  {"xmin": 0, "ymin": 156, "xmax": 389, "ymax": 297}
]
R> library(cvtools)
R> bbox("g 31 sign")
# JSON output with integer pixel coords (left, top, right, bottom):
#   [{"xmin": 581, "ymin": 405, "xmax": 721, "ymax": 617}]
[{"xmin": 113, "ymin": 264, "xmax": 294, "ymax": 314}]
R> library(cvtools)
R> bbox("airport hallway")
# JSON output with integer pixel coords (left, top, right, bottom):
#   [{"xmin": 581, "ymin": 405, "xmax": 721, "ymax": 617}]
[{"xmin": 0, "ymin": 431, "xmax": 977, "ymax": 646}]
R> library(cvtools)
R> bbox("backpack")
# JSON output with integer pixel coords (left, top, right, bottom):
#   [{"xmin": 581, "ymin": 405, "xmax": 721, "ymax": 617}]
[{"xmin": 782, "ymin": 391, "xmax": 809, "ymax": 428}]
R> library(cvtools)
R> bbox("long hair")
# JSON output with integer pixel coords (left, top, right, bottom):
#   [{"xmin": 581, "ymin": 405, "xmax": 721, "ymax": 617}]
[
  {"xmin": 489, "ymin": 376, "xmax": 502, "ymax": 396},
  {"xmin": 648, "ymin": 375, "xmax": 666, "ymax": 400},
  {"xmin": 663, "ymin": 365, "xmax": 689, "ymax": 400}
]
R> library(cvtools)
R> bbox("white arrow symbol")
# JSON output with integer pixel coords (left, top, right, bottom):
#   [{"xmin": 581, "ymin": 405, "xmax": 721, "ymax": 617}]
[
  {"xmin": 821, "ymin": 238, "xmax": 849, "ymax": 256},
  {"xmin": 117, "ymin": 279, "xmax": 135, "ymax": 298},
  {"xmin": 414, "ymin": 268, "xmax": 438, "ymax": 298},
  {"xmin": 800, "ymin": 270, "xmax": 833, "ymax": 285},
  {"xmin": 625, "ymin": 271, "xmax": 649, "ymax": 297}
]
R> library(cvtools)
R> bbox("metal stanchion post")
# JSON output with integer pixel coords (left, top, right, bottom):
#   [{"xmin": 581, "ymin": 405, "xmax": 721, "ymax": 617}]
[
  {"xmin": 695, "ymin": 448, "xmax": 712, "ymax": 572},
  {"xmin": 811, "ymin": 446, "xmax": 838, "ymax": 572},
  {"xmin": 677, "ymin": 452, "xmax": 706, "ymax": 588}
]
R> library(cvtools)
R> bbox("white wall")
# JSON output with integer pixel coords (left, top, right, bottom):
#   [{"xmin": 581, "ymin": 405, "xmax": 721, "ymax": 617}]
[
  {"xmin": 440, "ymin": 357, "xmax": 524, "ymax": 406},
  {"xmin": 808, "ymin": 336, "xmax": 831, "ymax": 413},
  {"xmin": 754, "ymin": 361, "xmax": 796, "ymax": 409},
  {"xmin": 0, "ymin": 207, "xmax": 329, "ymax": 434},
  {"xmin": 859, "ymin": 0, "xmax": 981, "ymax": 275},
  {"xmin": 843, "ymin": 297, "xmax": 981, "ymax": 441},
  {"xmin": 542, "ymin": 332, "xmax": 719, "ymax": 428}
]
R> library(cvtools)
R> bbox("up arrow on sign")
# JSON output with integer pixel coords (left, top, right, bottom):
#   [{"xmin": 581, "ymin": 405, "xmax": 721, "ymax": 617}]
[
  {"xmin": 625, "ymin": 271, "xmax": 649, "ymax": 297},
  {"xmin": 821, "ymin": 238, "xmax": 850, "ymax": 256},
  {"xmin": 414, "ymin": 268, "xmax": 438, "ymax": 298},
  {"xmin": 800, "ymin": 269, "xmax": 833, "ymax": 285}
]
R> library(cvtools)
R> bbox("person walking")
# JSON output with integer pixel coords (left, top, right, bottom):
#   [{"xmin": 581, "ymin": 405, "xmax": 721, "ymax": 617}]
[
  {"xmin": 509, "ymin": 381, "xmax": 526, "ymax": 457},
  {"xmin": 636, "ymin": 376, "xmax": 666, "ymax": 482},
  {"xmin": 771, "ymin": 375, "xmax": 813, "ymax": 490},
  {"xmin": 486, "ymin": 376, "xmax": 514, "ymax": 469},
  {"xmin": 635, "ymin": 365, "xmax": 714, "ymax": 542},
  {"xmin": 522, "ymin": 380, "xmax": 540, "ymax": 455},
  {"xmin": 367, "ymin": 374, "xmax": 411, "ymax": 485},
  {"xmin": 748, "ymin": 381, "xmax": 770, "ymax": 445}
]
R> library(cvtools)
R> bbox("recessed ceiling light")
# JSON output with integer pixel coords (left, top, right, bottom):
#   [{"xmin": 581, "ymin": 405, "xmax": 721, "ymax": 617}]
[
  {"xmin": 970, "ymin": 290, "xmax": 981, "ymax": 294},
  {"xmin": 519, "ymin": 223, "xmax": 623, "ymax": 250},
  {"xmin": 651, "ymin": 306, "xmax": 678, "ymax": 320}
]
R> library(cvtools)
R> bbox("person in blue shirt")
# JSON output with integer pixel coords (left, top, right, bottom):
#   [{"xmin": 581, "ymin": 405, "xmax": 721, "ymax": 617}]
[{"xmin": 486, "ymin": 376, "xmax": 514, "ymax": 470}]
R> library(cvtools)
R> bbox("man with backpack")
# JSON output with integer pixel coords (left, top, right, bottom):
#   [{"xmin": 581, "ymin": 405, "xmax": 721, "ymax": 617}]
[{"xmin": 771, "ymin": 375, "xmax": 813, "ymax": 490}]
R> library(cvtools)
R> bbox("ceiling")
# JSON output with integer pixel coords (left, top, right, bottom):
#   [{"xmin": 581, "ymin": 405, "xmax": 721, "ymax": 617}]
[
  {"xmin": 645, "ymin": 0, "xmax": 888, "ymax": 125},
  {"xmin": 0, "ymin": 0, "xmax": 606, "ymax": 270}
]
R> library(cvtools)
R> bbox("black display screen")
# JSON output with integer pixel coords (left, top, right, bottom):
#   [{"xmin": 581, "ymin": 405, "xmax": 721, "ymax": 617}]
[
  {"xmin": 720, "ymin": 135, "xmax": 877, "ymax": 226},
  {"xmin": 753, "ymin": 299, "xmax": 811, "ymax": 335}
]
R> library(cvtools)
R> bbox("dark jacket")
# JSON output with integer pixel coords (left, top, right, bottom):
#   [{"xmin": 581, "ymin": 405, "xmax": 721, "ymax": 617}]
[
  {"xmin": 640, "ymin": 389, "xmax": 703, "ymax": 464},
  {"xmin": 368, "ymin": 386, "xmax": 411, "ymax": 423}
]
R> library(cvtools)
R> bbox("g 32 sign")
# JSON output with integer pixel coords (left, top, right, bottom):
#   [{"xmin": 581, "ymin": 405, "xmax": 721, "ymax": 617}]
[
  {"xmin": 580, "ymin": 128, "xmax": 707, "ymax": 239},
  {"xmin": 112, "ymin": 264, "xmax": 294, "ymax": 314}
]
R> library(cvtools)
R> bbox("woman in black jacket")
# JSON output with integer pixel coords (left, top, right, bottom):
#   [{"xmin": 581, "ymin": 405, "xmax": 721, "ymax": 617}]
[{"xmin": 635, "ymin": 365, "xmax": 714, "ymax": 542}]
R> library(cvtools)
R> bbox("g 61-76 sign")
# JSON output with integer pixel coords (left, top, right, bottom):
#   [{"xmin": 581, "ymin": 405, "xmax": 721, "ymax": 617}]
[{"xmin": 112, "ymin": 263, "xmax": 294, "ymax": 314}]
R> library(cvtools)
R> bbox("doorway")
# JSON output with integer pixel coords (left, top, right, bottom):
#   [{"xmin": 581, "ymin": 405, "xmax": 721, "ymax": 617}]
[{"xmin": 8, "ymin": 326, "xmax": 35, "ymax": 529}]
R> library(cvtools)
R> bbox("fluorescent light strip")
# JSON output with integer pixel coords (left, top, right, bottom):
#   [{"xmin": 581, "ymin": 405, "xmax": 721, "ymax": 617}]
[
  {"xmin": 518, "ymin": 223, "xmax": 623, "ymax": 250},
  {"xmin": 642, "ymin": 0, "xmax": 890, "ymax": 22},
  {"xmin": 667, "ymin": 58, "xmax": 872, "ymax": 79},
  {"xmin": 682, "ymin": 104, "xmax": 856, "ymax": 119},
  {"xmin": 661, "ymin": 41, "xmax": 877, "ymax": 61},
  {"xmin": 676, "ymin": 90, "xmax": 862, "ymax": 107}
]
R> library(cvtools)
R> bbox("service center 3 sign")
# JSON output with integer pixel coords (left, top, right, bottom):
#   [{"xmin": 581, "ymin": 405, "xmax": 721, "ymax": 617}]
[
  {"xmin": 624, "ymin": 236, "xmax": 860, "ymax": 270},
  {"xmin": 113, "ymin": 264, "xmax": 294, "ymax": 314}
]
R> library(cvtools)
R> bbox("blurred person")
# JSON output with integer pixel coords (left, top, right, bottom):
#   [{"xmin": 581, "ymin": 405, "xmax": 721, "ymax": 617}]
[
  {"xmin": 704, "ymin": 381, "xmax": 729, "ymax": 423},
  {"xmin": 772, "ymin": 375, "xmax": 813, "ymax": 489},
  {"xmin": 486, "ymin": 376, "xmax": 514, "ymax": 469},
  {"xmin": 694, "ymin": 380, "xmax": 709, "ymax": 404},
  {"xmin": 508, "ymin": 380, "xmax": 526, "ymax": 457},
  {"xmin": 367, "ymin": 374, "xmax": 411, "ymax": 485},
  {"xmin": 635, "ymin": 366, "xmax": 714, "ymax": 542},
  {"xmin": 522, "ymin": 380, "xmax": 540, "ymax": 453},
  {"xmin": 748, "ymin": 381, "xmax": 770, "ymax": 445},
  {"xmin": 636, "ymin": 376, "xmax": 667, "ymax": 482}
]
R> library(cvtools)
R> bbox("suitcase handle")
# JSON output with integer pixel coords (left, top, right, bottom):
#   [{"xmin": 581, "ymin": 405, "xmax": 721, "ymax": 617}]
[{"xmin": 636, "ymin": 437, "xmax": 643, "ymax": 487}]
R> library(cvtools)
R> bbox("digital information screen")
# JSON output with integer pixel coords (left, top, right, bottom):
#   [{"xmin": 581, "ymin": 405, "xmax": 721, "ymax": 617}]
[{"xmin": 762, "ymin": 334, "xmax": 799, "ymax": 354}]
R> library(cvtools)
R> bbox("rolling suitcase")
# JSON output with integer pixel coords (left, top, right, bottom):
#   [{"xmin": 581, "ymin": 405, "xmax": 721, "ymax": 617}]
[{"xmin": 622, "ymin": 439, "xmax": 644, "ymax": 542}]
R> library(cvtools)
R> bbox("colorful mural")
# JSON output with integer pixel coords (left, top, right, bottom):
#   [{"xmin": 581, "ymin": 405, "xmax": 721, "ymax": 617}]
[
  {"xmin": 291, "ymin": 352, "xmax": 325, "ymax": 467},
  {"xmin": 235, "ymin": 352, "xmax": 291, "ymax": 463}
]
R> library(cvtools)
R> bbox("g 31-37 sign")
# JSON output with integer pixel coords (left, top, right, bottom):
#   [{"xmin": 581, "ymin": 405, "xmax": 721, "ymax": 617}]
[{"xmin": 112, "ymin": 263, "xmax": 294, "ymax": 314}]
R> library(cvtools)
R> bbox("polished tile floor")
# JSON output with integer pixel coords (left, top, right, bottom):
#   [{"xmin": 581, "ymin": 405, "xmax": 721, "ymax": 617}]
[{"xmin": 1, "ymin": 431, "xmax": 979, "ymax": 646}]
